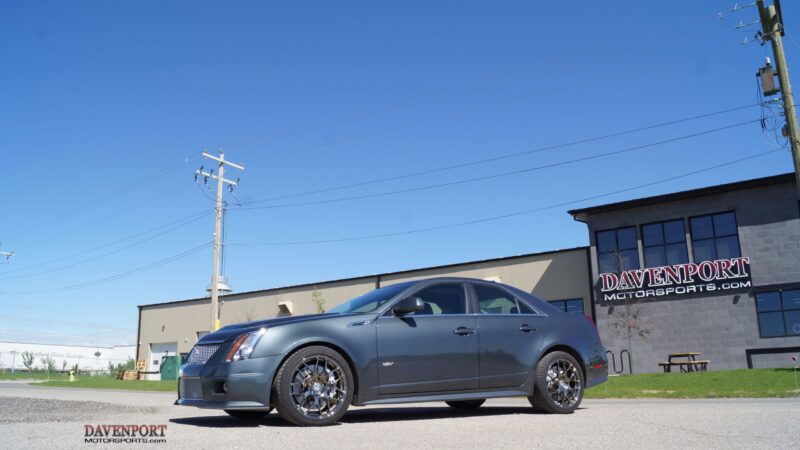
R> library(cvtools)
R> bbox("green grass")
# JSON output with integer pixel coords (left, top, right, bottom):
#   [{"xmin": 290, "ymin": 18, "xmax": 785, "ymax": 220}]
[
  {"xmin": 585, "ymin": 368, "xmax": 800, "ymax": 399},
  {"xmin": 35, "ymin": 377, "xmax": 177, "ymax": 392},
  {"xmin": 0, "ymin": 372, "xmax": 68, "ymax": 381}
]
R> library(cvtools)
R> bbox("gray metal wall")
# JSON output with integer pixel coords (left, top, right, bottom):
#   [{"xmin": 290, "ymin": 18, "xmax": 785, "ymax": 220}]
[
  {"xmin": 582, "ymin": 180, "xmax": 800, "ymax": 373},
  {"xmin": 137, "ymin": 248, "xmax": 590, "ymax": 362}
]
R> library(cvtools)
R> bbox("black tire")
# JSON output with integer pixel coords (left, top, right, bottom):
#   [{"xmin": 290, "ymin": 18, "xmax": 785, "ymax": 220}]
[
  {"xmin": 273, "ymin": 346, "xmax": 354, "ymax": 426},
  {"xmin": 224, "ymin": 409, "xmax": 271, "ymax": 419},
  {"xmin": 445, "ymin": 399, "xmax": 485, "ymax": 409},
  {"xmin": 528, "ymin": 351, "xmax": 584, "ymax": 414}
]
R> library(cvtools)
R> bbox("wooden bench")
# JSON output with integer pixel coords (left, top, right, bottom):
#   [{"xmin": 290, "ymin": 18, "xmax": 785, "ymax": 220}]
[{"xmin": 658, "ymin": 360, "xmax": 710, "ymax": 373}]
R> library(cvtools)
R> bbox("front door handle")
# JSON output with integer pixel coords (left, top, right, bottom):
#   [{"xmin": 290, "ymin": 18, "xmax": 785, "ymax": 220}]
[
  {"xmin": 453, "ymin": 327, "xmax": 476, "ymax": 336},
  {"xmin": 519, "ymin": 324, "xmax": 536, "ymax": 333}
]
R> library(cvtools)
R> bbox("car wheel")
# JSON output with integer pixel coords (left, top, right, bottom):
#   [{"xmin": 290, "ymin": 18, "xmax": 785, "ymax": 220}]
[
  {"xmin": 528, "ymin": 351, "xmax": 583, "ymax": 414},
  {"xmin": 224, "ymin": 409, "xmax": 271, "ymax": 419},
  {"xmin": 273, "ymin": 345, "xmax": 354, "ymax": 426},
  {"xmin": 445, "ymin": 399, "xmax": 485, "ymax": 409}
]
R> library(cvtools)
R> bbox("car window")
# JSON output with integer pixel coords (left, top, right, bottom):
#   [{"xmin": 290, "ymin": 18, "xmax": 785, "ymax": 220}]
[
  {"xmin": 475, "ymin": 284, "xmax": 524, "ymax": 314},
  {"xmin": 412, "ymin": 283, "xmax": 467, "ymax": 315},
  {"xmin": 327, "ymin": 282, "xmax": 414, "ymax": 314}
]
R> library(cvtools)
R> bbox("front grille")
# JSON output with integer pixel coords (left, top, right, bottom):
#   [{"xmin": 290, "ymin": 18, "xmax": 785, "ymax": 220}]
[
  {"xmin": 186, "ymin": 344, "xmax": 221, "ymax": 365},
  {"xmin": 180, "ymin": 377, "xmax": 203, "ymax": 400}
]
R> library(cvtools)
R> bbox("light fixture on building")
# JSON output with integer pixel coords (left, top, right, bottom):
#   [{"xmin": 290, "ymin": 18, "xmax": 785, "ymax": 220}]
[{"xmin": 277, "ymin": 301, "xmax": 293, "ymax": 317}]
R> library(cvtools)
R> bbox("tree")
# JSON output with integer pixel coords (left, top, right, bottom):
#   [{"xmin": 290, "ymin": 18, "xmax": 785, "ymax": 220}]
[
  {"xmin": 21, "ymin": 352, "xmax": 35, "ymax": 372},
  {"xmin": 311, "ymin": 288, "xmax": 326, "ymax": 314},
  {"xmin": 40, "ymin": 356, "xmax": 56, "ymax": 373},
  {"xmin": 108, "ymin": 358, "xmax": 136, "ymax": 375},
  {"xmin": 606, "ymin": 249, "xmax": 652, "ymax": 374}
]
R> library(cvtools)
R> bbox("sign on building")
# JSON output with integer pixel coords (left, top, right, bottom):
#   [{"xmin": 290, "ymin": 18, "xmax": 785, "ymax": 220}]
[{"xmin": 598, "ymin": 256, "xmax": 752, "ymax": 302}]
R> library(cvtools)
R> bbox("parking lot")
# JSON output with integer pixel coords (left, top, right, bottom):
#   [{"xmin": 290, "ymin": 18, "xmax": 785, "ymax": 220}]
[{"xmin": 1, "ymin": 381, "xmax": 798, "ymax": 449}]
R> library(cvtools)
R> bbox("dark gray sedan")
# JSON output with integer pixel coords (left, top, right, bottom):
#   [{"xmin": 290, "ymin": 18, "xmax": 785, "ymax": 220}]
[{"xmin": 177, "ymin": 277, "xmax": 608, "ymax": 426}]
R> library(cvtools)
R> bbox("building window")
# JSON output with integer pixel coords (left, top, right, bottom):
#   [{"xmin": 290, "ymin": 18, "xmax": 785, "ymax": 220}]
[
  {"xmin": 641, "ymin": 219, "xmax": 689, "ymax": 268},
  {"xmin": 596, "ymin": 226, "xmax": 640, "ymax": 273},
  {"xmin": 689, "ymin": 211, "xmax": 741, "ymax": 262},
  {"xmin": 756, "ymin": 289, "xmax": 800, "ymax": 338},
  {"xmin": 549, "ymin": 299, "xmax": 584, "ymax": 314}
]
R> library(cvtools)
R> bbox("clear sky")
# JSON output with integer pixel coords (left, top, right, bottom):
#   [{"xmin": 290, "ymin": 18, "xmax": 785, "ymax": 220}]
[{"xmin": 1, "ymin": 1, "xmax": 797, "ymax": 346}]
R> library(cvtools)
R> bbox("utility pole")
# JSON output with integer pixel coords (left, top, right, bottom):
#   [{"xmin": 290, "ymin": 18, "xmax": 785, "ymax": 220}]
[
  {"xmin": 196, "ymin": 150, "xmax": 244, "ymax": 331},
  {"xmin": 756, "ymin": 0, "xmax": 800, "ymax": 199}
]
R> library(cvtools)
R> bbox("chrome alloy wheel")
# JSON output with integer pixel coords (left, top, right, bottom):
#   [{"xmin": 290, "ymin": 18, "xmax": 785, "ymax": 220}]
[
  {"xmin": 289, "ymin": 355, "xmax": 348, "ymax": 419},
  {"xmin": 545, "ymin": 359, "xmax": 582, "ymax": 408}
]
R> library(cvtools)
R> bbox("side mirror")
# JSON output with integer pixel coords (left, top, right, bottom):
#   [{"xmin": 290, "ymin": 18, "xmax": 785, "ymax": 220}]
[{"xmin": 393, "ymin": 297, "xmax": 425, "ymax": 316}]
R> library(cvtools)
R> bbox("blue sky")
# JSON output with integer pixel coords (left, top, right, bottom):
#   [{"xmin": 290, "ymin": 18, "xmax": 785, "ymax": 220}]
[{"xmin": 1, "ymin": 1, "xmax": 797, "ymax": 346}]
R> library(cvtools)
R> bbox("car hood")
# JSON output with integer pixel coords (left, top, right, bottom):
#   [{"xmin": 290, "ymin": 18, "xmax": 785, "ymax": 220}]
[{"xmin": 197, "ymin": 313, "xmax": 362, "ymax": 343}]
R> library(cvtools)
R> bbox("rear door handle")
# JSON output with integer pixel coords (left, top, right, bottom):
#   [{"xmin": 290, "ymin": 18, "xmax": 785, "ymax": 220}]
[
  {"xmin": 453, "ymin": 327, "xmax": 476, "ymax": 336},
  {"xmin": 519, "ymin": 324, "xmax": 536, "ymax": 333}
]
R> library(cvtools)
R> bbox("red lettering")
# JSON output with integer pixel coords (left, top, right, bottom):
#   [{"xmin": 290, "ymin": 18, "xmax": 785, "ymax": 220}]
[
  {"xmin": 662, "ymin": 265, "xmax": 681, "ymax": 285},
  {"xmin": 698, "ymin": 261, "xmax": 716, "ymax": 281},
  {"xmin": 600, "ymin": 273, "xmax": 619, "ymax": 291}
]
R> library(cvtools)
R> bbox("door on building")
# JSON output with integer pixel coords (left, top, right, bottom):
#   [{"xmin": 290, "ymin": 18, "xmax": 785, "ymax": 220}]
[
  {"xmin": 376, "ymin": 282, "xmax": 479, "ymax": 395},
  {"xmin": 148, "ymin": 342, "xmax": 177, "ymax": 381}
]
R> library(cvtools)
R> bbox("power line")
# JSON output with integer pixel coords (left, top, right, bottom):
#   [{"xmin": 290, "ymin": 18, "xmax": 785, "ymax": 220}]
[
  {"xmin": 0, "ymin": 158, "xmax": 193, "ymax": 242},
  {"xmin": 233, "ymin": 119, "xmax": 761, "ymax": 211},
  {"xmin": 0, "ymin": 212, "xmax": 210, "ymax": 280},
  {"xmin": 10, "ymin": 185, "xmax": 194, "ymax": 252},
  {"xmin": 227, "ymin": 147, "xmax": 782, "ymax": 247},
  {"xmin": 0, "ymin": 209, "xmax": 211, "ymax": 275},
  {"xmin": 239, "ymin": 105, "xmax": 761, "ymax": 206},
  {"xmin": 0, "ymin": 241, "xmax": 212, "ymax": 296}
]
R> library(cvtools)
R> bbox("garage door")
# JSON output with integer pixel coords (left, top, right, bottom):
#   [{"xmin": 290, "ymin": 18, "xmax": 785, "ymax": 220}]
[{"xmin": 149, "ymin": 342, "xmax": 177, "ymax": 381}]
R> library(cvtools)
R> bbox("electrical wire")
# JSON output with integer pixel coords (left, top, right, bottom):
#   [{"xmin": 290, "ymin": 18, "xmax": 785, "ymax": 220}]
[
  {"xmin": 11, "ymin": 185, "xmax": 195, "ymax": 252},
  {"xmin": 0, "ymin": 212, "xmax": 210, "ymax": 280},
  {"xmin": 0, "ymin": 209, "xmax": 212, "ymax": 275},
  {"xmin": 227, "ymin": 147, "xmax": 783, "ymax": 247},
  {"xmin": 238, "ymin": 105, "xmax": 761, "ymax": 207},
  {"xmin": 233, "ymin": 119, "xmax": 761, "ymax": 211},
  {"xmin": 0, "ymin": 158, "xmax": 194, "ymax": 242},
  {"xmin": 0, "ymin": 241, "xmax": 212, "ymax": 296}
]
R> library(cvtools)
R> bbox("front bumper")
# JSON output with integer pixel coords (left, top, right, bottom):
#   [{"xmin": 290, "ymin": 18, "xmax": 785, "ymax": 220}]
[{"xmin": 175, "ymin": 355, "xmax": 282, "ymax": 410}]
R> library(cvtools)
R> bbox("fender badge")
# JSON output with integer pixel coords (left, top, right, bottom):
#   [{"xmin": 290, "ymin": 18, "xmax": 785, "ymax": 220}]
[{"xmin": 382, "ymin": 361, "xmax": 394, "ymax": 367}]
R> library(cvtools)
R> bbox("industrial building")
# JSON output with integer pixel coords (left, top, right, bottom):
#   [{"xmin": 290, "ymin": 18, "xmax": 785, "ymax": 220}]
[
  {"xmin": 0, "ymin": 341, "xmax": 135, "ymax": 374},
  {"xmin": 137, "ymin": 172, "xmax": 800, "ymax": 377}
]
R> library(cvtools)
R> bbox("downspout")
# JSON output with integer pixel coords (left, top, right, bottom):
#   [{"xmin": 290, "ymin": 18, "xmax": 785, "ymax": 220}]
[
  {"xmin": 135, "ymin": 306, "xmax": 142, "ymax": 363},
  {"xmin": 571, "ymin": 213, "xmax": 597, "ymax": 323}
]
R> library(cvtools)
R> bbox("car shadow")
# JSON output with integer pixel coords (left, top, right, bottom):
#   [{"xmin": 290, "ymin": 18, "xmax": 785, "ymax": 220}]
[{"xmin": 170, "ymin": 405, "xmax": 585, "ymax": 428}]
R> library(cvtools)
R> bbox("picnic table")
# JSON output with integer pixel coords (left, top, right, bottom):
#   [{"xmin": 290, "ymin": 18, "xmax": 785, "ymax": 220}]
[{"xmin": 658, "ymin": 352, "xmax": 709, "ymax": 373}]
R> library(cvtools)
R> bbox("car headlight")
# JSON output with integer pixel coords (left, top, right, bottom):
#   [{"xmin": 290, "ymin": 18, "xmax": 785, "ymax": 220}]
[{"xmin": 225, "ymin": 328, "xmax": 266, "ymax": 362}]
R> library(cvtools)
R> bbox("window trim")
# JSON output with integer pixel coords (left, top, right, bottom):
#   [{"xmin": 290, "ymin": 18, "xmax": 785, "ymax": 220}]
[
  {"xmin": 548, "ymin": 298, "xmax": 586, "ymax": 315},
  {"xmin": 384, "ymin": 281, "xmax": 471, "ymax": 316},
  {"xmin": 640, "ymin": 218, "xmax": 689, "ymax": 268},
  {"xmin": 467, "ymin": 282, "xmax": 545, "ymax": 317},
  {"xmin": 595, "ymin": 225, "xmax": 641, "ymax": 273},
  {"xmin": 754, "ymin": 286, "xmax": 800, "ymax": 339},
  {"xmin": 687, "ymin": 210, "xmax": 742, "ymax": 263}
]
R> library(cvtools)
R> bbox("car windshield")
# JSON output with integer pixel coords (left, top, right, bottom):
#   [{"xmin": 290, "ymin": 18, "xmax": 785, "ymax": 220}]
[{"xmin": 327, "ymin": 282, "xmax": 413, "ymax": 314}]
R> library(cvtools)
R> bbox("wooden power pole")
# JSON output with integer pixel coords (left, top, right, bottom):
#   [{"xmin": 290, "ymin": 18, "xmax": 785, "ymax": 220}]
[
  {"xmin": 757, "ymin": 0, "xmax": 800, "ymax": 199},
  {"xmin": 196, "ymin": 150, "xmax": 244, "ymax": 331}
]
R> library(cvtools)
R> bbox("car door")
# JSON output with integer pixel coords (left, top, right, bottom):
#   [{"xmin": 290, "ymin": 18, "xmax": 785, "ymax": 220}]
[
  {"xmin": 376, "ymin": 282, "xmax": 479, "ymax": 395},
  {"xmin": 472, "ymin": 283, "xmax": 546, "ymax": 389}
]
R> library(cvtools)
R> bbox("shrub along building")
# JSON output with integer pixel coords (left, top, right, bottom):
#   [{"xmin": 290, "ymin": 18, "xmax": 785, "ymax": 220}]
[{"xmin": 137, "ymin": 172, "xmax": 800, "ymax": 377}]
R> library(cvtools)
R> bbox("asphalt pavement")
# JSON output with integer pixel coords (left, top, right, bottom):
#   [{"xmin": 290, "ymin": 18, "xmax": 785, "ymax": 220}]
[{"xmin": 0, "ymin": 381, "xmax": 798, "ymax": 449}]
